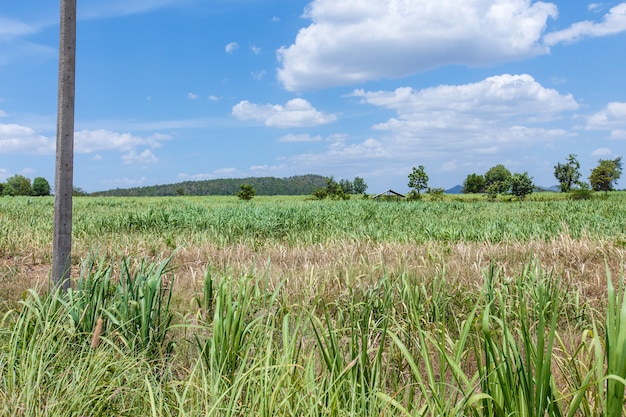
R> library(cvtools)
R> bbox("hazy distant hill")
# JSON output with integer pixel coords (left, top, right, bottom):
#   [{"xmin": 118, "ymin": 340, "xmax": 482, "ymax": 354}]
[
  {"xmin": 445, "ymin": 185, "xmax": 464, "ymax": 194},
  {"xmin": 92, "ymin": 174, "xmax": 329, "ymax": 197}
]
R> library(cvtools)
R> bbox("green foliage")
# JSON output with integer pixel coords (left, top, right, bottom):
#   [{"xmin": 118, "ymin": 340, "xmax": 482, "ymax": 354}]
[
  {"xmin": 93, "ymin": 174, "xmax": 329, "ymax": 196},
  {"xmin": 509, "ymin": 172, "xmax": 534, "ymax": 200},
  {"xmin": 484, "ymin": 164, "xmax": 512, "ymax": 194},
  {"xmin": 61, "ymin": 256, "xmax": 175, "ymax": 353},
  {"xmin": 2, "ymin": 250, "xmax": 626, "ymax": 416},
  {"xmin": 427, "ymin": 187, "xmax": 445, "ymax": 201},
  {"xmin": 72, "ymin": 186, "xmax": 88, "ymax": 196},
  {"xmin": 237, "ymin": 183, "xmax": 256, "ymax": 201},
  {"xmin": 313, "ymin": 176, "xmax": 351, "ymax": 200},
  {"xmin": 570, "ymin": 182, "xmax": 593, "ymax": 200},
  {"xmin": 406, "ymin": 189, "xmax": 423, "ymax": 201},
  {"xmin": 353, "ymin": 177, "xmax": 368, "ymax": 194},
  {"xmin": 554, "ymin": 154, "xmax": 581, "ymax": 192},
  {"xmin": 485, "ymin": 182, "xmax": 504, "ymax": 200},
  {"xmin": 463, "ymin": 173, "xmax": 486, "ymax": 193},
  {"xmin": 589, "ymin": 157, "xmax": 622, "ymax": 192},
  {"xmin": 408, "ymin": 165, "xmax": 429, "ymax": 194},
  {"xmin": 3, "ymin": 175, "xmax": 32, "ymax": 196},
  {"xmin": 31, "ymin": 177, "xmax": 51, "ymax": 196}
]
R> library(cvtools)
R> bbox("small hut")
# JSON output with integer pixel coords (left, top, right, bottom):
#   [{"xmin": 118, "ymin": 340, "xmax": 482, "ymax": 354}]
[{"xmin": 373, "ymin": 189, "xmax": 405, "ymax": 200}]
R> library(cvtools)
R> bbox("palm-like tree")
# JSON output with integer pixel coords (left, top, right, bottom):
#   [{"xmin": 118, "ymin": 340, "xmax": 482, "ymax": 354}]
[{"xmin": 52, "ymin": 0, "xmax": 76, "ymax": 289}]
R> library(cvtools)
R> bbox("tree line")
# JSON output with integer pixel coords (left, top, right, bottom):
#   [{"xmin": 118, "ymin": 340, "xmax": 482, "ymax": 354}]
[
  {"xmin": 93, "ymin": 175, "xmax": 330, "ymax": 197},
  {"xmin": 0, "ymin": 175, "xmax": 51, "ymax": 197},
  {"xmin": 406, "ymin": 154, "xmax": 622, "ymax": 201}
]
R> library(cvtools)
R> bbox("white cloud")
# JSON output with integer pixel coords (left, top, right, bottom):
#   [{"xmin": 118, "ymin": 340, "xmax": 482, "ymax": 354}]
[
  {"xmin": 0, "ymin": 124, "xmax": 172, "ymax": 155},
  {"xmin": 278, "ymin": 133, "xmax": 323, "ymax": 142},
  {"xmin": 187, "ymin": 92, "xmax": 199, "ymax": 100},
  {"xmin": 586, "ymin": 102, "xmax": 626, "ymax": 132},
  {"xmin": 591, "ymin": 147, "xmax": 615, "ymax": 157},
  {"xmin": 588, "ymin": 3, "xmax": 603, "ymax": 12},
  {"xmin": 544, "ymin": 3, "xmax": 626, "ymax": 45},
  {"xmin": 208, "ymin": 95, "xmax": 221, "ymax": 101},
  {"xmin": 0, "ymin": 123, "xmax": 53, "ymax": 154},
  {"xmin": 0, "ymin": 109, "xmax": 7, "ymax": 117},
  {"xmin": 121, "ymin": 149, "xmax": 159, "ymax": 166},
  {"xmin": 350, "ymin": 74, "xmax": 577, "ymax": 157},
  {"xmin": 232, "ymin": 98, "xmax": 337, "ymax": 128},
  {"xmin": 277, "ymin": 0, "xmax": 557, "ymax": 91},
  {"xmin": 0, "ymin": 168, "xmax": 8, "ymax": 182},
  {"xmin": 611, "ymin": 130, "xmax": 626, "ymax": 140},
  {"xmin": 251, "ymin": 45, "xmax": 261, "ymax": 55},
  {"xmin": 225, "ymin": 42, "xmax": 239, "ymax": 54},
  {"xmin": 75, "ymin": 130, "xmax": 171, "ymax": 153}
]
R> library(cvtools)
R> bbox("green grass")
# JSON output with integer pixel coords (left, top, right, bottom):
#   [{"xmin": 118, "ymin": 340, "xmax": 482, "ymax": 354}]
[
  {"xmin": 1, "ymin": 193, "xmax": 626, "ymax": 415},
  {"xmin": 1, "ymin": 256, "xmax": 625, "ymax": 416},
  {"xmin": 1, "ymin": 193, "xmax": 626, "ymax": 261}
]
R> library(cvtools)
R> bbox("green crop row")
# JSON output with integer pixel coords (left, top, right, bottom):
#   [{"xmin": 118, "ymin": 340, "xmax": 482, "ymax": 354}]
[{"xmin": 1, "ymin": 194, "xmax": 626, "ymax": 259}]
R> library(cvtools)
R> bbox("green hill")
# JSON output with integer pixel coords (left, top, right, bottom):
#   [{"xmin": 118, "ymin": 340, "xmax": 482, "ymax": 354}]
[{"xmin": 91, "ymin": 174, "xmax": 328, "ymax": 197}]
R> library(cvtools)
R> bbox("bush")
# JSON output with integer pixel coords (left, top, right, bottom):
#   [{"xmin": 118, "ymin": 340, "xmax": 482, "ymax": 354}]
[{"xmin": 237, "ymin": 184, "xmax": 256, "ymax": 201}]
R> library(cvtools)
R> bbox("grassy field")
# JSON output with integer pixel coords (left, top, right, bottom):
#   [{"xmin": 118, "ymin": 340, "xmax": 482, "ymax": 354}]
[{"xmin": 1, "ymin": 193, "xmax": 626, "ymax": 416}]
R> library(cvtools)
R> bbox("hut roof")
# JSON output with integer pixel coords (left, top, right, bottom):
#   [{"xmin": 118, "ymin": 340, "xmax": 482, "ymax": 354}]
[{"xmin": 373, "ymin": 189, "xmax": 405, "ymax": 199}]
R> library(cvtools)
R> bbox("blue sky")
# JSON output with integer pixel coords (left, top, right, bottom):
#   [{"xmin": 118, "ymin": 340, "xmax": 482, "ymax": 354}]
[{"xmin": 1, "ymin": 0, "xmax": 625, "ymax": 193}]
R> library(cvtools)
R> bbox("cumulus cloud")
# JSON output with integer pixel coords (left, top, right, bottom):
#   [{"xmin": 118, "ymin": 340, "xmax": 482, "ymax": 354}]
[
  {"xmin": 187, "ymin": 92, "xmax": 199, "ymax": 100},
  {"xmin": 586, "ymin": 102, "xmax": 626, "ymax": 132},
  {"xmin": 75, "ymin": 130, "xmax": 171, "ymax": 153},
  {"xmin": 121, "ymin": 149, "xmax": 159, "ymax": 166},
  {"xmin": 544, "ymin": 3, "xmax": 626, "ymax": 45},
  {"xmin": 251, "ymin": 45, "xmax": 261, "ymax": 55},
  {"xmin": 232, "ymin": 98, "xmax": 337, "ymax": 128},
  {"xmin": 0, "ymin": 109, "xmax": 7, "ymax": 117},
  {"xmin": 225, "ymin": 42, "xmax": 239, "ymax": 53},
  {"xmin": 277, "ymin": 0, "xmax": 558, "ymax": 91},
  {"xmin": 351, "ymin": 74, "xmax": 578, "ymax": 156},
  {"xmin": 0, "ymin": 123, "xmax": 54, "ymax": 154}
]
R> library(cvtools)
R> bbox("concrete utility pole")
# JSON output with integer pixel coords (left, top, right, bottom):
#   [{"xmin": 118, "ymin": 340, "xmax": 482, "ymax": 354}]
[{"xmin": 52, "ymin": 0, "xmax": 76, "ymax": 290}]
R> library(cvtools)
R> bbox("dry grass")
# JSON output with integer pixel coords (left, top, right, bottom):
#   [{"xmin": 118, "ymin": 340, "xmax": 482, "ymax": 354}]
[{"xmin": 2, "ymin": 235, "xmax": 622, "ymax": 315}]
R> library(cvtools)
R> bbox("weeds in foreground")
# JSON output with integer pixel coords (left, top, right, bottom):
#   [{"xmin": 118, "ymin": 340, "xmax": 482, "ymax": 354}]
[{"xmin": 0, "ymin": 256, "xmax": 625, "ymax": 416}]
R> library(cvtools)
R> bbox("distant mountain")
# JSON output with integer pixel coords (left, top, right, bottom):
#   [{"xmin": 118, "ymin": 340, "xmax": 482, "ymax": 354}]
[
  {"xmin": 445, "ymin": 185, "xmax": 464, "ymax": 194},
  {"xmin": 534, "ymin": 185, "xmax": 560, "ymax": 192},
  {"xmin": 92, "ymin": 174, "xmax": 329, "ymax": 197}
]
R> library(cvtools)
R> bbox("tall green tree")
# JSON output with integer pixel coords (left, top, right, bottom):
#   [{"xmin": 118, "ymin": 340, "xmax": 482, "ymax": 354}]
[
  {"xmin": 554, "ymin": 154, "xmax": 581, "ymax": 192},
  {"xmin": 32, "ymin": 177, "xmax": 51, "ymax": 196},
  {"xmin": 589, "ymin": 157, "xmax": 623, "ymax": 192},
  {"xmin": 339, "ymin": 179, "xmax": 353, "ymax": 194},
  {"xmin": 3, "ymin": 175, "xmax": 32, "ymax": 196},
  {"xmin": 462, "ymin": 173, "xmax": 486, "ymax": 193},
  {"xmin": 509, "ymin": 172, "xmax": 534, "ymax": 200},
  {"xmin": 352, "ymin": 177, "xmax": 367, "ymax": 194},
  {"xmin": 53, "ymin": 0, "xmax": 76, "ymax": 290},
  {"xmin": 408, "ymin": 165, "xmax": 429, "ymax": 195},
  {"xmin": 484, "ymin": 164, "xmax": 512, "ymax": 194}
]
